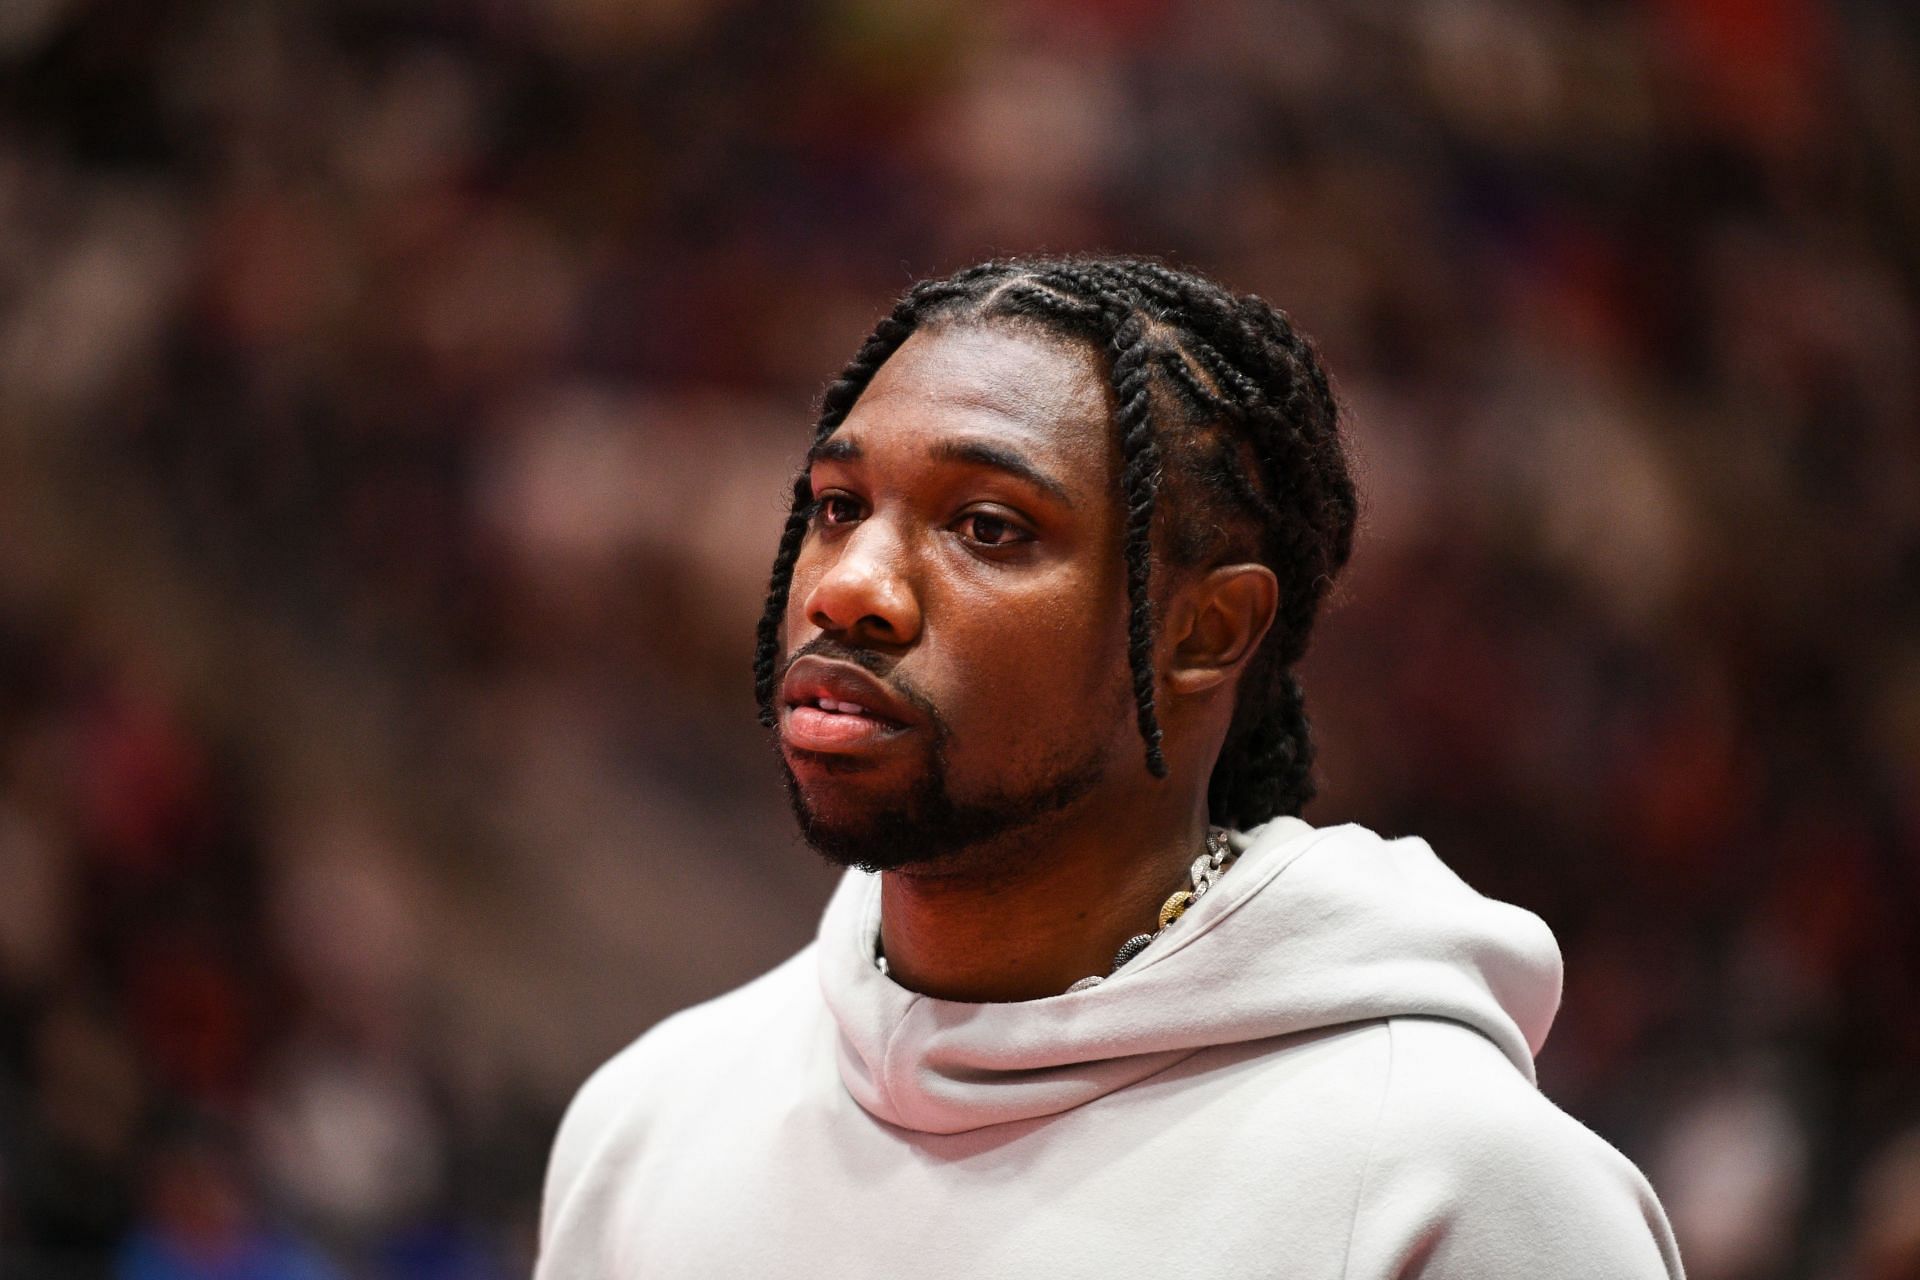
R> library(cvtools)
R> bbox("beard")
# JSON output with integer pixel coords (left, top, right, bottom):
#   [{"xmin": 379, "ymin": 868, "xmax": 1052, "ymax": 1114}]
[
  {"xmin": 771, "ymin": 636, "xmax": 1119, "ymax": 874},
  {"xmin": 778, "ymin": 742, "xmax": 1109, "ymax": 874},
  {"xmin": 776, "ymin": 700, "xmax": 1112, "ymax": 875}
]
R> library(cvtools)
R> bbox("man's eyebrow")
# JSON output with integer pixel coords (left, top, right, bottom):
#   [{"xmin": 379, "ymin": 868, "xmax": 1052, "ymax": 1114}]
[
  {"xmin": 807, "ymin": 434, "xmax": 1076, "ymax": 507},
  {"xmin": 930, "ymin": 439, "xmax": 1075, "ymax": 506},
  {"xmin": 808, "ymin": 436, "xmax": 861, "ymax": 465}
]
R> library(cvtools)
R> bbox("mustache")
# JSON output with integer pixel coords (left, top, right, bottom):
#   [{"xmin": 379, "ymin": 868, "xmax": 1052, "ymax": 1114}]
[{"xmin": 783, "ymin": 637, "xmax": 945, "ymax": 729}]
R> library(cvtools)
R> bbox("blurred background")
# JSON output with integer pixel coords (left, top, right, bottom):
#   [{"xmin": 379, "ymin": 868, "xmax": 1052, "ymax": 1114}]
[{"xmin": 0, "ymin": 0, "xmax": 1915, "ymax": 1275}]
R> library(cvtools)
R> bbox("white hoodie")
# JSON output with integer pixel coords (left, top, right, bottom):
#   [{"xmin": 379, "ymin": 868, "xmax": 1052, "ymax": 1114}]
[{"xmin": 537, "ymin": 817, "xmax": 1685, "ymax": 1278}]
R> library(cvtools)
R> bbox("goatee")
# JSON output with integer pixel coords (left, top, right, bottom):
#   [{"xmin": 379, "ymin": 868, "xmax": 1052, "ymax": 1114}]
[{"xmin": 778, "ymin": 742, "xmax": 1108, "ymax": 874}]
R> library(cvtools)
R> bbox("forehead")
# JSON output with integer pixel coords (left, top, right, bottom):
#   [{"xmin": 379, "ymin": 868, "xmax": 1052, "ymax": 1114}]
[{"xmin": 829, "ymin": 321, "xmax": 1116, "ymax": 489}]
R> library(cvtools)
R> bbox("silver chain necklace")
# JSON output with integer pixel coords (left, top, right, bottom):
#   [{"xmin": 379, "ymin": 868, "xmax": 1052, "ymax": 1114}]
[
  {"xmin": 1064, "ymin": 826, "xmax": 1235, "ymax": 993},
  {"xmin": 872, "ymin": 828, "xmax": 1239, "ymax": 994}
]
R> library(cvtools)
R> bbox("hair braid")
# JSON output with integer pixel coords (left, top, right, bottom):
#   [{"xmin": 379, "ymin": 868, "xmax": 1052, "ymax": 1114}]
[
  {"xmin": 1107, "ymin": 308, "xmax": 1171, "ymax": 778},
  {"xmin": 1208, "ymin": 670, "xmax": 1315, "ymax": 827},
  {"xmin": 752, "ymin": 294, "xmax": 932, "ymax": 724},
  {"xmin": 993, "ymin": 268, "xmax": 1173, "ymax": 776}
]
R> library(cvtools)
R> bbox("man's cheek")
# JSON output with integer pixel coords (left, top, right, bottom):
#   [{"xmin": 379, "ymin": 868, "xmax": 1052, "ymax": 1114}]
[{"xmin": 940, "ymin": 713, "xmax": 1058, "ymax": 789}]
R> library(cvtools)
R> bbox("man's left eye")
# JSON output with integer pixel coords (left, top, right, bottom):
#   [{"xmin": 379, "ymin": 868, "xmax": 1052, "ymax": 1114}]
[{"xmin": 956, "ymin": 512, "xmax": 1032, "ymax": 548}]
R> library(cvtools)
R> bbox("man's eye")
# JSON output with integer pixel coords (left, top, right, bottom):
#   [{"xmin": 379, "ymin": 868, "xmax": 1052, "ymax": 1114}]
[
  {"xmin": 957, "ymin": 512, "xmax": 1032, "ymax": 548},
  {"xmin": 815, "ymin": 495, "xmax": 863, "ymax": 525}
]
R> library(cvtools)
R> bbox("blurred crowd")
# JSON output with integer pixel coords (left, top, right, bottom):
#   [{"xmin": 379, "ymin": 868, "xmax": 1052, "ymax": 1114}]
[{"xmin": 0, "ymin": 0, "xmax": 1916, "ymax": 1276}]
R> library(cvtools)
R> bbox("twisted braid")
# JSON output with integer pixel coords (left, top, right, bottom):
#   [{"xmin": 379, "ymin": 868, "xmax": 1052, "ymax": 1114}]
[
  {"xmin": 752, "ymin": 293, "xmax": 936, "ymax": 723},
  {"xmin": 1107, "ymin": 309, "xmax": 1170, "ymax": 777},
  {"xmin": 755, "ymin": 255, "xmax": 1358, "ymax": 825},
  {"xmin": 1143, "ymin": 279, "xmax": 1354, "ymax": 822}
]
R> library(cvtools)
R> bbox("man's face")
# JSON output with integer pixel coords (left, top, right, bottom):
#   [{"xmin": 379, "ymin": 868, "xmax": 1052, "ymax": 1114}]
[{"xmin": 773, "ymin": 320, "xmax": 1142, "ymax": 873}]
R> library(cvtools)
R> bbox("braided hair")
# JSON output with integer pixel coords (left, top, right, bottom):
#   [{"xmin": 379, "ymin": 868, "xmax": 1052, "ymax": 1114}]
[{"xmin": 753, "ymin": 257, "xmax": 1358, "ymax": 828}]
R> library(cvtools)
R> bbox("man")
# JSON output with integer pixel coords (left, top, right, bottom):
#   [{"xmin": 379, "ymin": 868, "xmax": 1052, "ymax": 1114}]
[{"xmin": 535, "ymin": 258, "xmax": 1685, "ymax": 1277}]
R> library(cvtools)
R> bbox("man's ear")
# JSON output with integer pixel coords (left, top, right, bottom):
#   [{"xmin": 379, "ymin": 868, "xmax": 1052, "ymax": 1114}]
[{"xmin": 1164, "ymin": 563, "xmax": 1280, "ymax": 697}]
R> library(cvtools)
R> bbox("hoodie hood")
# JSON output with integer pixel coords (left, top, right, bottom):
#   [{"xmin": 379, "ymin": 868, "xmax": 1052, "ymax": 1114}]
[{"xmin": 815, "ymin": 818, "xmax": 1563, "ymax": 1135}]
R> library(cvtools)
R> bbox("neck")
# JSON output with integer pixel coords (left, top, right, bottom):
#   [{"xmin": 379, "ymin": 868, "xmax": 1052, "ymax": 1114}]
[{"xmin": 876, "ymin": 798, "xmax": 1213, "ymax": 1003}]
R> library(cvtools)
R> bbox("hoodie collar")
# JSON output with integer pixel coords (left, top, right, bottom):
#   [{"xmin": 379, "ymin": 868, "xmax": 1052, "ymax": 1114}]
[{"xmin": 816, "ymin": 817, "xmax": 1563, "ymax": 1135}]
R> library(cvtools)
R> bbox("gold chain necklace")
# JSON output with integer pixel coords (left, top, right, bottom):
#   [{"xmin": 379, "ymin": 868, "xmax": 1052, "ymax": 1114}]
[
  {"xmin": 1063, "ymin": 826, "xmax": 1236, "ymax": 994},
  {"xmin": 871, "ymin": 827, "xmax": 1239, "ymax": 995}
]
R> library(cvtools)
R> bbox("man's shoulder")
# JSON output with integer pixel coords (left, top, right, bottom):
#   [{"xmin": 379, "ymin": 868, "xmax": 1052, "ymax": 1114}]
[
  {"xmin": 539, "ymin": 946, "xmax": 822, "ymax": 1232},
  {"xmin": 1344, "ymin": 1016, "xmax": 1683, "ymax": 1278},
  {"xmin": 1373, "ymin": 1017, "xmax": 1600, "ymax": 1140},
  {"xmin": 572, "ymin": 944, "xmax": 817, "ymax": 1102},
  {"xmin": 625, "ymin": 944, "xmax": 818, "ymax": 1063}
]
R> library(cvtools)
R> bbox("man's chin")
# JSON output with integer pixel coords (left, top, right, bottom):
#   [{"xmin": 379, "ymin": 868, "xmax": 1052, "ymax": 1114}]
[
  {"xmin": 795, "ymin": 821, "xmax": 934, "ymax": 875},
  {"xmin": 781, "ymin": 776, "xmax": 946, "ymax": 874},
  {"xmin": 778, "ymin": 747, "xmax": 1110, "ymax": 876},
  {"xmin": 781, "ymin": 751, "xmax": 996, "ymax": 871}
]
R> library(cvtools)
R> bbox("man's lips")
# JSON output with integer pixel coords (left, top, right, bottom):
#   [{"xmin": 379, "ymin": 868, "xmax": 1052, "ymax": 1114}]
[{"xmin": 779, "ymin": 656, "xmax": 918, "ymax": 755}]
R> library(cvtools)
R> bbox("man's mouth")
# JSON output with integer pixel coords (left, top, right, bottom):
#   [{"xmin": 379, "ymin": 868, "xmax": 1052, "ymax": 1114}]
[
  {"xmin": 808, "ymin": 697, "xmax": 880, "ymax": 716},
  {"xmin": 778, "ymin": 654, "xmax": 921, "ymax": 756},
  {"xmin": 783, "ymin": 700, "xmax": 906, "ymax": 753}
]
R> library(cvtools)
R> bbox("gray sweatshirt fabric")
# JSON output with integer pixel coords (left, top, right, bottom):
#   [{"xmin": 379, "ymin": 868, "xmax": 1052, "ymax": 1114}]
[{"xmin": 537, "ymin": 816, "xmax": 1685, "ymax": 1278}]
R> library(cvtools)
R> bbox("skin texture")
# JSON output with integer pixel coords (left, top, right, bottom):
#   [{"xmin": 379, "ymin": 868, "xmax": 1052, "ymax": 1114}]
[{"xmin": 776, "ymin": 319, "xmax": 1279, "ymax": 1002}]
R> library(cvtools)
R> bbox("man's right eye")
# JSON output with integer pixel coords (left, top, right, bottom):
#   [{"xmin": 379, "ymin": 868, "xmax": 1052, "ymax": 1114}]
[{"xmin": 814, "ymin": 494, "xmax": 863, "ymax": 525}]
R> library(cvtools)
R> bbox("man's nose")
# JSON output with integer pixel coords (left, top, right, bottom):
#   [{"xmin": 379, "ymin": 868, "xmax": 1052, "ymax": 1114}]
[{"xmin": 799, "ymin": 519, "xmax": 923, "ymax": 647}]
